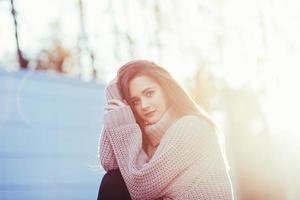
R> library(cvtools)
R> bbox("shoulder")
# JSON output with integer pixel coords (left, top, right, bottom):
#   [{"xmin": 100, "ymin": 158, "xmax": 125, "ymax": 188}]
[
  {"xmin": 173, "ymin": 114, "xmax": 215, "ymax": 132},
  {"xmin": 161, "ymin": 114, "xmax": 217, "ymax": 144},
  {"xmin": 159, "ymin": 114, "xmax": 219, "ymax": 150}
]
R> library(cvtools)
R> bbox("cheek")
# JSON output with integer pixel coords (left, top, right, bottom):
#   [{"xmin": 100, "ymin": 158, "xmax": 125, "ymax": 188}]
[
  {"xmin": 133, "ymin": 106, "xmax": 143, "ymax": 116},
  {"xmin": 156, "ymin": 93, "xmax": 167, "ymax": 108}
]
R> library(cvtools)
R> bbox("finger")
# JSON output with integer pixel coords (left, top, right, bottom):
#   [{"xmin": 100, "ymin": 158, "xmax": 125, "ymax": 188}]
[
  {"xmin": 105, "ymin": 104, "xmax": 120, "ymax": 110},
  {"xmin": 123, "ymin": 99, "xmax": 128, "ymax": 105},
  {"xmin": 108, "ymin": 99, "xmax": 126, "ymax": 106}
]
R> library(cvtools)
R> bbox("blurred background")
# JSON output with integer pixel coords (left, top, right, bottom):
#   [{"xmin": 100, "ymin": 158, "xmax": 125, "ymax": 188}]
[{"xmin": 1, "ymin": 0, "xmax": 300, "ymax": 199}]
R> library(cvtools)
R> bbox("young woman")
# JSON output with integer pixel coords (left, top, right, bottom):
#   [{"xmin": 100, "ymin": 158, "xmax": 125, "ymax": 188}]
[{"xmin": 98, "ymin": 60, "xmax": 234, "ymax": 200}]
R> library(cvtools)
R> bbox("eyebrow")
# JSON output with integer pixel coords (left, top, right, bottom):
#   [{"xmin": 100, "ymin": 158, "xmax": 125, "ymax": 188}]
[{"xmin": 130, "ymin": 87, "xmax": 154, "ymax": 100}]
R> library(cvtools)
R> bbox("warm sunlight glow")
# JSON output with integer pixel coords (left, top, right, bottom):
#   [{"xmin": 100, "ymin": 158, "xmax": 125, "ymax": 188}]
[{"xmin": 1, "ymin": 0, "xmax": 300, "ymax": 199}]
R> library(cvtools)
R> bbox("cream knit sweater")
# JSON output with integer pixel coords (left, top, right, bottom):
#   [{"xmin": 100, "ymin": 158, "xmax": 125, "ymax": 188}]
[{"xmin": 98, "ymin": 83, "xmax": 234, "ymax": 200}]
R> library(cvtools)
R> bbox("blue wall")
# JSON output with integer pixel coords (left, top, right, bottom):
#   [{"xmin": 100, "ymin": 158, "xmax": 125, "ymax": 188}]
[{"xmin": 0, "ymin": 69, "xmax": 105, "ymax": 200}]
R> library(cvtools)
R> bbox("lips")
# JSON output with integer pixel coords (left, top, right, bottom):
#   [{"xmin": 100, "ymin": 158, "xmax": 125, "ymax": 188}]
[{"xmin": 145, "ymin": 110, "xmax": 155, "ymax": 117}]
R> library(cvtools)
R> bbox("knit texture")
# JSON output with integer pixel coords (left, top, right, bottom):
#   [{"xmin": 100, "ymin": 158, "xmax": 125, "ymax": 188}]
[
  {"xmin": 99, "ymin": 103, "xmax": 180, "ymax": 171},
  {"xmin": 143, "ymin": 104, "xmax": 180, "ymax": 147},
  {"xmin": 99, "ymin": 81, "xmax": 181, "ymax": 170},
  {"xmin": 99, "ymin": 126, "xmax": 119, "ymax": 171},
  {"xmin": 98, "ymin": 80, "xmax": 234, "ymax": 199},
  {"xmin": 104, "ymin": 78, "xmax": 122, "ymax": 101},
  {"xmin": 99, "ymin": 80, "xmax": 178, "ymax": 170},
  {"xmin": 143, "ymin": 105, "xmax": 181, "ymax": 158},
  {"xmin": 98, "ymin": 80, "xmax": 121, "ymax": 171}
]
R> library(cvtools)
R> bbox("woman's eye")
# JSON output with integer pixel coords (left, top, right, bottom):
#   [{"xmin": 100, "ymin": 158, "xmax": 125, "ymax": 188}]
[{"xmin": 146, "ymin": 91, "xmax": 154, "ymax": 97}]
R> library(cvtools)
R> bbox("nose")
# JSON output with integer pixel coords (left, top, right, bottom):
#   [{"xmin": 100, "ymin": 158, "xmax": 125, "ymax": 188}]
[{"xmin": 141, "ymin": 99, "xmax": 150, "ymax": 110}]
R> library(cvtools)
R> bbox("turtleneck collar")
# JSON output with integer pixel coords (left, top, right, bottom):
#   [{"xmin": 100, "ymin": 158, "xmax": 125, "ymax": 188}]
[{"xmin": 143, "ymin": 104, "xmax": 181, "ymax": 148}]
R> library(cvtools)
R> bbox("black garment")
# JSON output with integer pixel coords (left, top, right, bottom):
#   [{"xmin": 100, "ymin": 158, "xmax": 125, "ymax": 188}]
[{"xmin": 97, "ymin": 169, "xmax": 131, "ymax": 200}]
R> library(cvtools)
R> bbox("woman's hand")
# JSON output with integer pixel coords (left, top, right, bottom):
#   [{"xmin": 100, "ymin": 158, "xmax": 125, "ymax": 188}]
[{"xmin": 105, "ymin": 99, "xmax": 128, "ymax": 113}]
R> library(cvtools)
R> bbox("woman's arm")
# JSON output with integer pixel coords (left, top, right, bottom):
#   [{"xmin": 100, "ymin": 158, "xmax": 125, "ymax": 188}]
[
  {"xmin": 98, "ymin": 78, "xmax": 122, "ymax": 171},
  {"xmin": 98, "ymin": 127, "xmax": 118, "ymax": 171},
  {"xmin": 104, "ymin": 106, "xmax": 230, "ymax": 199}
]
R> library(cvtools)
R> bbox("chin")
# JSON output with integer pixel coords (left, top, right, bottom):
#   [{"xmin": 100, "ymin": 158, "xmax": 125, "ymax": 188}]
[{"xmin": 148, "ymin": 116, "xmax": 160, "ymax": 124}]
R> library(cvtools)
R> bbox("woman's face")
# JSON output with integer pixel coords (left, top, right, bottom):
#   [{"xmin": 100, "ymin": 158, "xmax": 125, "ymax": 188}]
[{"xmin": 129, "ymin": 75, "xmax": 168, "ymax": 125}]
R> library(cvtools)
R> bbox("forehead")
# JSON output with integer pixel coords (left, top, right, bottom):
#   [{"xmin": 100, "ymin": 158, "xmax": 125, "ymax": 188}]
[{"xmin": 129, "ymin": 75, "xmax": 160, "ymax": 97}]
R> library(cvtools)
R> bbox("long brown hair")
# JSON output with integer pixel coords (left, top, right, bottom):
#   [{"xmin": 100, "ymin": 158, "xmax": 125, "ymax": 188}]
[{"xmin": 117, "ymin": 60, "xmax": 216, "ymax": 149}]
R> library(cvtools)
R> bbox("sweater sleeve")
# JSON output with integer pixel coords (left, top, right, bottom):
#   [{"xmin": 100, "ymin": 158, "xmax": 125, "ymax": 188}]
[
  {"xmin": 98, "ymin": 127, "xmax": 119, "ymax": 171},
  {"xmin": 98, "ymin": 78, "xmax": 123, "ymax": 171},
  {"xmin": 104, "ymin": 106, "xmax": 226, "ymax": 200}
]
